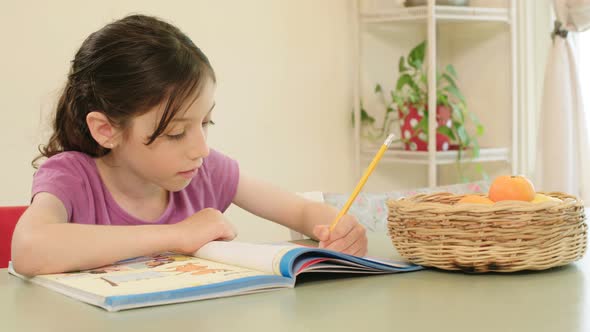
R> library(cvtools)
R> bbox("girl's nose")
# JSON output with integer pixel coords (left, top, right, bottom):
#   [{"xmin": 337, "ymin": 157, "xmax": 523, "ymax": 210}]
[
  {"xmin": 189, "ymin": 139, "xmax": 209, "ymax": 160},
  {"xmin": 188, "ymin": 129, "xmax": 210, "ymax": 160}
]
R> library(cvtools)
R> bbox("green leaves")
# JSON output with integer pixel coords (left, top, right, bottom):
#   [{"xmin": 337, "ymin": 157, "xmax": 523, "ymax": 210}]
[
  {"xmin": 361, "ymin": 108, "xmax": 375, "ymax": 124},
  {"xmin": 446, "ymin": 64, "xmax": 458, "ymax": 78},
  {"xmin": 456, "ymin": 125, "xmax": 469, "ymax": 145},
  {"xmin": 396, "ymin": 74, "xmax": 414, "ymax": 91},
  {"xmin": 416, "ymin": 116, "xmax": 428, "ymax": 133},
  {"xmin": 399, "ymin": 56, "xmax": 408, "ymax": 73},
  {"xmin": 471, "ymin": 138, "xmax": 480, "ymax": 158},
  {"xmin": 408, "ymin": 41, "xmax": 426, "ymax": 70},
  {"xmin": 451, "ymin": 103, "xmax": 464, "ymax": 124},
  {"xmin": 441, "ymin": 73, "xmax": 457, "ymax": 90},
  {"xmin": 351, "ymin": 102, "xmax": 375, "ymax": 127},
  {"xmin": 476, "ymin": 124, "xmax": 484, "ymax": 136},
  {"xmin": 437, "ymin": 126, "xmax": 456, "ymax": 140},
  {"xmin": 444, "ymin": 85, "xmax": 466, "ymax": 105}
]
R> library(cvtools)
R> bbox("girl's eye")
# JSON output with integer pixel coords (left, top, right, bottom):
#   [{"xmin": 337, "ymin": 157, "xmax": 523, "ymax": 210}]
[
  {"xmin": 166, "ymin": 132, "xmax": 186, "ymax": 140},
  {"xmin": 203, "ymin": 120, "xmax": 215, "ymax": 127}
]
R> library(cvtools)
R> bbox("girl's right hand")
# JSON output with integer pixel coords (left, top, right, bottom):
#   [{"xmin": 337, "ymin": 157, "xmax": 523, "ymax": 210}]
[{"xmin": 172, "ymin": 208, "xmax": 237, "ymax": 254}]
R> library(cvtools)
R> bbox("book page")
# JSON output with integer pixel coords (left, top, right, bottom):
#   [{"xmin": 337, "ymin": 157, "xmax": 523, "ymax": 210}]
[
  {"xmin": 194, "ymin": 241, "xmax": 298, "ymax": 276},
  {"xmin": 16, "ymin": 253, "xmax": 270, "ymax": 298}
]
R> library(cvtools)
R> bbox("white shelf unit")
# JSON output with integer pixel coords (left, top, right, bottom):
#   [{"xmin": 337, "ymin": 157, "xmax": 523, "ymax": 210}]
[
  {"xmin": 360, "ymin": 145, "xmax": 510, "ymax": 165},
  {"xmin": 361, "ymin": 5, "xmax": 510, "ymax": 23},
  {"xmin": 352, "ymin": 0, "xmax": 518, "ymax": 188}
]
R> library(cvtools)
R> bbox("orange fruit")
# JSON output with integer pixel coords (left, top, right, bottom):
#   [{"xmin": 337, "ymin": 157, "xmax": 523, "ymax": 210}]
[
  {"xmin": 457, "ymin": 195, "xmax": 494, "ymax": 205},
  {"xmin": 488, "ymin": 175, "xmax": 535, "ymax": 202}
]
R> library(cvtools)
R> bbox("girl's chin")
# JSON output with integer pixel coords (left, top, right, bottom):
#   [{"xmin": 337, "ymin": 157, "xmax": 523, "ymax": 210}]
[{"xmin": 165, "ymin": 179, "xmax": 193, "ymax": 192}]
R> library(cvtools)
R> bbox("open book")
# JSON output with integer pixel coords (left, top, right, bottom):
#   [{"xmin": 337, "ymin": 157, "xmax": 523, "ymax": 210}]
[{"xmin": 8, "ymin": 241, "xmax": 422, "ymax": 311}]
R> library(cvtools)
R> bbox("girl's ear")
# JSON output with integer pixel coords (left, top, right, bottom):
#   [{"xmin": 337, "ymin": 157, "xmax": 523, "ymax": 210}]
[{"xmin": 86, "ymin": 111, "xmax": 121, "ymax": 149}]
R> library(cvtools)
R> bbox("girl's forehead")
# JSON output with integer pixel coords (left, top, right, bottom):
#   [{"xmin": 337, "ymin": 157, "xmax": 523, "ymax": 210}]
[
  {"xmin": 171, "ymin": 79, "xmax": 216, "ymax": 117},
  {"xmin": 130, "ymin": 79, "xmax": 216, "ymax": 133},
  {"xmin": 176, "ymin": 81, "xmax": 216, "ymax": 119}
]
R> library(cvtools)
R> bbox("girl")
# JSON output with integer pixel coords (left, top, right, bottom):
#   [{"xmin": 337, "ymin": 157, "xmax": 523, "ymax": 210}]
[{"xmin": 11, "ymin": 14, "xmax": 367, "ymax": 276}]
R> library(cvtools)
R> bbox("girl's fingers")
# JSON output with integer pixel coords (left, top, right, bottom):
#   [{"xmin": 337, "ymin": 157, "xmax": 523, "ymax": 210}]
[
  {"xmin": 352, "ymin": 245, "xmax": 368, "ymax": 257},
  {"xmin": 313, "ymin": 225, "xmax": 330, "ymax": 242},
  {"xmin": 326, "ymin": 224, "xmax": 366, "ymax": 253},
  {"xmin": 325, "ymin": 237, "xmax": 351, "ymax": 253},
  {"xmin": 318, "ymin": 218, "xmax": 353, "ymax": 248},
  {"xmin": 340, "ymin": 226, "xmax": 368, "ymax": 256}
]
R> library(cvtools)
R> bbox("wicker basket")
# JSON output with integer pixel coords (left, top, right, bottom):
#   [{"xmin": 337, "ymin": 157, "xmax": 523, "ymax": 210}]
[{"xmin": 387, "ymin": 192, "xmax": 587, "ymax": 273}]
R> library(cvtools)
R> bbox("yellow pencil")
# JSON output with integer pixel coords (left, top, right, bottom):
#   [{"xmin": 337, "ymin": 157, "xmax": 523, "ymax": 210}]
[{"xmin": 329, "ymin": 133, "xmax": 396, "ymax": 231}]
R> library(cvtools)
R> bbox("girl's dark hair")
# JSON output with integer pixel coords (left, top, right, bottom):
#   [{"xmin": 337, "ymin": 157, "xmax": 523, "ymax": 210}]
[{"xmin": 33, "ymin": 14, "xmax": 215, "ymax": 167}]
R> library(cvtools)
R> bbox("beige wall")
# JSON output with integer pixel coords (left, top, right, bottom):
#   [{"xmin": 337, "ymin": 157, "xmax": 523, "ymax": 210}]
[{"xmin": 1, "ymin": 1, "xmax": 356, "ymax": 241}]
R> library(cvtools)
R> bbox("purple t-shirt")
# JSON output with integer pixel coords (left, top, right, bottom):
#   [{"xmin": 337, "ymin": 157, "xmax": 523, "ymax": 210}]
[{"xmin": 31, "ymin": 149, "xmax": 239, "ymax": 225}]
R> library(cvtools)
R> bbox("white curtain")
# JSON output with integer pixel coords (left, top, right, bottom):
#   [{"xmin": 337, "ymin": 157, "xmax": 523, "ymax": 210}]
[{"xmin": 536, "ymin": 0, "xmax": 590, "ymax": 202}]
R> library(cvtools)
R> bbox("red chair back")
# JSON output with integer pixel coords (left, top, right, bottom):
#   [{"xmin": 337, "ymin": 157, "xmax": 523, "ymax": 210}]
[{"xmin": 0, "ymin": 206, "xmax": 27, "ymax": 268}]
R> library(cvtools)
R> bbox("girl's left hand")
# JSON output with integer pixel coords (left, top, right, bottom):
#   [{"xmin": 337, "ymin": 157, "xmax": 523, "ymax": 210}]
[{"xmin": 312, "ymin": 215, "xmax": 368, "ymax": 257}]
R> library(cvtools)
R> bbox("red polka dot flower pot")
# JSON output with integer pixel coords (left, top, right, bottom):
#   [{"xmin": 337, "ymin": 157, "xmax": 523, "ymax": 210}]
[{"xmin": 398, "ymin": 104, "xmax": 453, "ymax": 151}]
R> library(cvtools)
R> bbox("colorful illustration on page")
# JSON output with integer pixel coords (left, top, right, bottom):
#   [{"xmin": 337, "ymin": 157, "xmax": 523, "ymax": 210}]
[
  {"xmin": 99, "ymin": 271, "xmax": 168, "ymax": 287},
  {"xmin": 167, "ymin": 262, "xmax": 229, "ymax": 276}
]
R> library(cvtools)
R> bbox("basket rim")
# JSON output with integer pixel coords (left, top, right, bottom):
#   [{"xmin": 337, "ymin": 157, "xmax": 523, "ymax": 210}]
[{"xmin": 386, "ymin": 191, "xmax": 584, "ymax": 213}]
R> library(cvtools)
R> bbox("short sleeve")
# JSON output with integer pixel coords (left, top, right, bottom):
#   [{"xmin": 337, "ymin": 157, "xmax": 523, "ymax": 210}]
[
  {"xmin": 205, "ymin": 149, "xmax": 240, "ymax": 212},
  {"xmin": 32, "ymin": 153, "xmax": 87, "ymax": 220}
]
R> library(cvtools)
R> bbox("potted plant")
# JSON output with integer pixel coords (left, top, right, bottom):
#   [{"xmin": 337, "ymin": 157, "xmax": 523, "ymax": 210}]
[{"xmin": 359, "ymin": 40, "xmax": 484, "ymax": 164}]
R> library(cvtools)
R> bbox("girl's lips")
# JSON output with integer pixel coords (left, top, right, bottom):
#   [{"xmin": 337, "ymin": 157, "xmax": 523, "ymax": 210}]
[{"xmin": 178, "ymin": 168, "xmax": 198, "ymax": 179}]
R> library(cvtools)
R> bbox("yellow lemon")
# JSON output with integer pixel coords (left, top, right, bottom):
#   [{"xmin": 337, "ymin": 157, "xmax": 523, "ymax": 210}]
[{"xmin": 530, "ymin": 193, "xmax": 562, "ymax": 203}]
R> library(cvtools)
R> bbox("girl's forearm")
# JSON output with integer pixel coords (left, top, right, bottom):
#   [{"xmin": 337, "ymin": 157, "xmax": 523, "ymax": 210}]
[
  {"xmin": 299, "ymin": 201, "xmax": 340, "ymax": 239},
  {"xmin": 11, "ymin": 223, "xmax": 180, "ymax": 276}
]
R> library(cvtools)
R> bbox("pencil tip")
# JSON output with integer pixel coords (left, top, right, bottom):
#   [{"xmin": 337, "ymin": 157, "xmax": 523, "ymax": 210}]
[{"xmin": 384, "ymin": 133, "xmax": 396, "ymax": 147}]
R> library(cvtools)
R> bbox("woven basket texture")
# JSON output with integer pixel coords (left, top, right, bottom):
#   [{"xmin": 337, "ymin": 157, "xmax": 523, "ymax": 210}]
[{"xmin": 387, "ymin": 192, "xmax": 587, "ymax": 272}]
